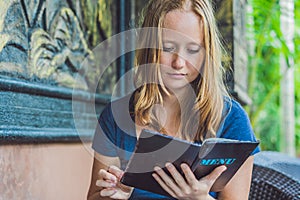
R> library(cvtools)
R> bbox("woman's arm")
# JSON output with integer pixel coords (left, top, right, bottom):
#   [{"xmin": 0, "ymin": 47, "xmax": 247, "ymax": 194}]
[
  {"xmin": 87, "ymin": 152, "xmax": 133, "ymax": 200},
  {"xmin": 218, "ymin": 156, "xmax": 254, "ymax": 200}
]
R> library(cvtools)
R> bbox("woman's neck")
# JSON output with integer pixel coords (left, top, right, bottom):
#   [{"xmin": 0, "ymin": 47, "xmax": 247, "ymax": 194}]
[{"xmin": 156, "ymin": 93, "xmax": 181, "ymax": 137}]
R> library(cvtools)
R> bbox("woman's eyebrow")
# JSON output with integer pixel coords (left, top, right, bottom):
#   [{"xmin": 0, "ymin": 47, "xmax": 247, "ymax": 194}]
[
  {"xmin": 162, "ymin": 40, "xmax": 203, "ymax": 48},
  {"xmin": 162, "ymin": 40, "xmax": 176, "ymax": 43}
]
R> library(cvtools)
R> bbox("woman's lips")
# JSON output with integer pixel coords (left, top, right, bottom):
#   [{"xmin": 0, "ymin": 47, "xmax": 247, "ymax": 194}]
[{"xmin": 166, "ymin": 73, "xmax": 187, "ymax": 79}]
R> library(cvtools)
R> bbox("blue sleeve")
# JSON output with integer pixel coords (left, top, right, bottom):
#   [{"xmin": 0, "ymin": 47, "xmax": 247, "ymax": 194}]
[
  {"xmin": 92, "ymin": 103, "xmax": 118, "ymax": 157},
  {"xmin": 218, "ymin": 99, "xmax": 260, "ymax": 155}
]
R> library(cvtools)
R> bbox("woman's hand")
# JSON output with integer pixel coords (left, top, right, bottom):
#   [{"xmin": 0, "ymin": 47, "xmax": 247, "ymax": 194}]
[
  {"xmin": 152, "ymin": 163, "xmax": 227, "ymax": 200},
  {"xmin": 96, "ymin": 165, "xmax": 133, "ymax": 199}
]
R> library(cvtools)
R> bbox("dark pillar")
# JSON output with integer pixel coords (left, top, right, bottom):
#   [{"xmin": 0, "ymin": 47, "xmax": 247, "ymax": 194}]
[{"xmin": 214, "ymin": 0, "xmax": 251, "ymax": 105}]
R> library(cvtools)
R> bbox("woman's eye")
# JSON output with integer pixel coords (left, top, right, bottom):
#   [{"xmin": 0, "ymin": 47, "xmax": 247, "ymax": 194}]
[
  {"xmin": 163, "ymin": 46, "xmax": 175, "ymax": 53},
  {"xmin": 187, "ymin": 48, "xmax": 200, "ymax": 54}
]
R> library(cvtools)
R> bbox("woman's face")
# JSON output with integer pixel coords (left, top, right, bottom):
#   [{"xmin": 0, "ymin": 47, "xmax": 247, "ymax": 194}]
[{"xmin": 159, "ymin": 9, "xmax": 204, "ymax": 93}]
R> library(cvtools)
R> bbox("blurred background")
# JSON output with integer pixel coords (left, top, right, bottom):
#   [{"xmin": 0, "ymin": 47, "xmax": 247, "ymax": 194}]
[
  {"xmin": 245, "ymin": 0, "xmax": 299, "ymax": 157},
  {"xmin": 0, "ymin": 0, "xmax": 299, "ymax": 199}
]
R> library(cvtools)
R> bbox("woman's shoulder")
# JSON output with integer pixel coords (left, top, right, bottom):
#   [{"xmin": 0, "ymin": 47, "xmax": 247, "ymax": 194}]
[
  {"xmin": 221, "ymin": 97, "xmax": 260, "ymax": 154},
  {"xmin": 219, "ymin": 96, "xmax": 258, "ymax": 141},
  {"xmin": 100, "ymin": 93, "xmax": 135, "ymax": 117},
  {"xmin": 99, "ymin": 93, "xmax": 136, "ymax": 132},
  {"xmin": 223, "ymin": 96, "xmax": 248, "ymax": 120}
]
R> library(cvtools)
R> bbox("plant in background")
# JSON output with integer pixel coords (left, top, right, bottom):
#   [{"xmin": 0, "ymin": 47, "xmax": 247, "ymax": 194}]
[{"xmin": 247, "ymin": 0, "xmax": 300, "ymax": 155}]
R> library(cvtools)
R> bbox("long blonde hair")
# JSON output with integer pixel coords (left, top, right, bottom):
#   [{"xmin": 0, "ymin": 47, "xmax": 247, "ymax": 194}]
[{"xmin": 134, "ymin": 0, "xmax": 229, "ymax": 142}]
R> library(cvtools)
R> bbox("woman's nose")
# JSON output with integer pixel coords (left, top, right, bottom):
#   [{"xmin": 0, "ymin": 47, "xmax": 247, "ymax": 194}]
[{"xmin": 172, "ymin": 53, "xmax": 185, "ymax": 69}]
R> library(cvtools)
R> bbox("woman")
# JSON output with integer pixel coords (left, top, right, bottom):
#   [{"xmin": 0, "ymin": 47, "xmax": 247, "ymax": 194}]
[{"xmin": 87, "ymin": 0, "xmax": 260, "ymax": 199}]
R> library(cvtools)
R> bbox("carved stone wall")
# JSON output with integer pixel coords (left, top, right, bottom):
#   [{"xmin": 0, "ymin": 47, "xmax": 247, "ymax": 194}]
[
  {"xmin": 0, "ymin": 0, "xmax": 124, "ymax": 143},
  {"xmin": 0, "ymin": 0, "xmax": 117, "ymax": 94}
]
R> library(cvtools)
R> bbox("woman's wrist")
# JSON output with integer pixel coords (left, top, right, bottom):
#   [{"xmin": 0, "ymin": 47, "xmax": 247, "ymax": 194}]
[{"xmin": 125, "ymin": 188, "xmax": 134, "ymax": 200}]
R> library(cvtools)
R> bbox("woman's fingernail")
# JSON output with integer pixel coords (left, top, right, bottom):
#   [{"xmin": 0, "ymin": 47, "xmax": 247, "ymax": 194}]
[
  {"xmin": 96, "ymin": 180, "xmax": 101, "ymax": 186},
  {"xmin": 110, "ymin": 183, "xmax": 116, "ymax": 187},
  {"xmin": 154, "ymin": 166, "xmax": 161, "ymax": 171},
  {"xmin": 152, "ymin": 173, "xmax": 157, "ymax": 178},
  {"xmin": 181, "ymin": 163, "xmax": 188, "ymax": 169},
  {"xmin": 109, "ymin": 175, "xmax": 117, "ymax": 182},
  {"xmin": 165, "ymin": 162, "xmax": 173, "ymax": 168}
]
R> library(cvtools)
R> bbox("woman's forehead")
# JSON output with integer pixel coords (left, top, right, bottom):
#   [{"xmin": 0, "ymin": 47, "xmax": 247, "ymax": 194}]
[{"xmin": 162, "ymin": 10, "xmax": 203, "ymax": 45}]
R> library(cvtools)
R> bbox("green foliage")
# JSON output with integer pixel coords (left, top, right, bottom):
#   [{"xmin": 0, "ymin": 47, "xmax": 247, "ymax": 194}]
[{"xmin": 247, "ymin": 0, "xmax": 300, "ymax": 155}]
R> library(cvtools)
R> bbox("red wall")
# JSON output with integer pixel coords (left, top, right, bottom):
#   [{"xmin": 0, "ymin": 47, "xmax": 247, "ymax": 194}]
[{"xmin": 0, "ymin": 143, "xmax": 93, "ymax": 200}]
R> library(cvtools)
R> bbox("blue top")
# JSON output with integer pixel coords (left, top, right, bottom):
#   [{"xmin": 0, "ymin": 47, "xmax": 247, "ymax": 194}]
[{"xmin": 92, "ymin": 94, "xmax": 260, "ymax": 199}]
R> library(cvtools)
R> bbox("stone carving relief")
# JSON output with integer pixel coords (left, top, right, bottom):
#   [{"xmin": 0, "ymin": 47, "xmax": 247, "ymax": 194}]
[
  {"xmin": 29, "ymin": 8, "xmax": 94, "ymax": 90},
  {"xmin": 0, "ymin": 0, "xmax": 115, "ymax": 92}
]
